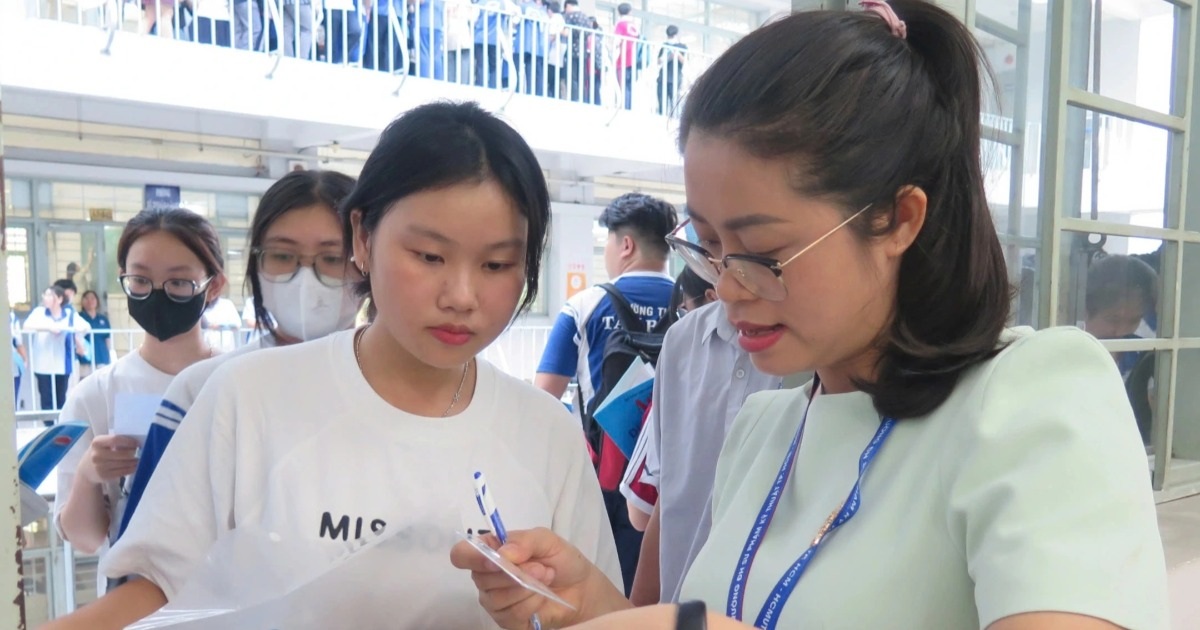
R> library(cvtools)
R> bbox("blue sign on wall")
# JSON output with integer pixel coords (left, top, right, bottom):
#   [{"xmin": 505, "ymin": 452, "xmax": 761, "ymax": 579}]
[{"xmin": 144, "ymin": 185, "xmax": 181, "ymax": 210}]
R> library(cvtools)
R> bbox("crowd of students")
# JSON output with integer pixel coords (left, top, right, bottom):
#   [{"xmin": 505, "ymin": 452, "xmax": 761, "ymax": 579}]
[
  {"xmin": 42, "ymin": 1, "xmax": 1169, "ymax": 629},
  {"xmin": 116, "ymin": 0, "xmax": 691, "ymax": 114}
]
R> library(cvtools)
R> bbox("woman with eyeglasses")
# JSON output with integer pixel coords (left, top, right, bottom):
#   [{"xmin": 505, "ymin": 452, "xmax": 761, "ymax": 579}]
[
  {"xmin": 117, "ymin": 169, "xmax": 360, "ymax": 538},
  {"xmin": 54, "ymin": 208, "xmax": 226, "ymax": 579},
  {"xmin": 453, "ymin": 2, "xmax": 1167, "ymax": 629}
]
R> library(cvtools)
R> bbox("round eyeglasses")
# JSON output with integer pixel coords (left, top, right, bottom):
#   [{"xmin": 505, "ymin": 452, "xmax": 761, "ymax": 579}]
[
  {"xmin": 119, "ymin": 274, "xmax": 215, "ymax": 303},
  {"xmin": 665, "ymin": 205, "xmax": 872, "ymax": 302},
  {"xmin": 254, "ymin": 248, "xmax": 351, "ymax": 287}
]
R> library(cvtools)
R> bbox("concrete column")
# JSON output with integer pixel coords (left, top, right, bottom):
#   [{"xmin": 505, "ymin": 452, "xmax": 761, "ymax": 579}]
[
  {"xmin": 545, "ymin": 203, "xmax": 604, "ymax": 318},
  {"xmin": 0, "ymin": 90, "xmax": 30, "ymax": 629}
]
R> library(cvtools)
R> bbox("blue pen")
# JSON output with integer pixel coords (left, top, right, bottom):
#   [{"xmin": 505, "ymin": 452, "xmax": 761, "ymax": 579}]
[
  {"xmin": 473, "ymin": 471, "xmax": 541, "ymax": 630},
  {"xmin": 473, "ymin": 471, "xmax": 509, "ymax": 543}
]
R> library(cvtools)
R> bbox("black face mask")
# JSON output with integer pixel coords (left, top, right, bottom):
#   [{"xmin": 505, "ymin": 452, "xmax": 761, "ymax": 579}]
[{"xmin": 128, "ymin": 290, "xmax": 207, "ymax": 341}]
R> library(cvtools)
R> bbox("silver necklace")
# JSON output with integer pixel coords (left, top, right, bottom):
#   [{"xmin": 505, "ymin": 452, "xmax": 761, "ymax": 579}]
[{"xmin": 354, "ymin": 326, "xmax": 471, "ymax": 417}]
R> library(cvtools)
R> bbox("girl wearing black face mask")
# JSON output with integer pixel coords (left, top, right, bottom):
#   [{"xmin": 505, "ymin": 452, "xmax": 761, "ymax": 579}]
[
  {"xmin": 54, "ymin": 208, "xmax": 226, "ymax": 582},
  {"xmin": 117, "ymin": 170, "xmax": 360, "ymax": 537}
]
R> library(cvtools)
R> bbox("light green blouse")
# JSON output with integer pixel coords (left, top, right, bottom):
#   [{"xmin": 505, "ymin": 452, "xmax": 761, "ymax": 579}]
[{"xmin": 680, "ymin": 327, "xmax": 1168, "ymax": 629}]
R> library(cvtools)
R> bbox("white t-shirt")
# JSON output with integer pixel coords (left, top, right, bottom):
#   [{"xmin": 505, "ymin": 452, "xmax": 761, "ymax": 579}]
[
  {"xmin": 155, "ymin": 336, "xmax": 274, "ymax": 431},
  {"xmin": 104, "ymin": 331, "xmax": 622, "ymax": 627},
  {"xmin": 680, "ymin": 327, "xmax": 1168, "ymax": 629},
  {"xmin": 118, "ymin": 336, "xmax": 279, "ymax": 531},
  {"xmin": 23, "ymin": 307, "xmax": 90, "ymax": 375},
  {"xmin": 54, "ymin": 352, "xmax": 174, "ymax": 548}
]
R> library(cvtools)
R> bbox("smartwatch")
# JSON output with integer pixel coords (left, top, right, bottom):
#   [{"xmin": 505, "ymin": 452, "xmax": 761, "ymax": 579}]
[{"xmin": 675, "ymin": 600, "xmax": 708, "ymax": 630}]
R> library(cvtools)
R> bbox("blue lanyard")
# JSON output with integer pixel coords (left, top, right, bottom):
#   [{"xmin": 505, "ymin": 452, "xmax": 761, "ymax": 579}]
[{"xmin": 725, "ymin": 388, "xmax": 896, "ymax": 629}]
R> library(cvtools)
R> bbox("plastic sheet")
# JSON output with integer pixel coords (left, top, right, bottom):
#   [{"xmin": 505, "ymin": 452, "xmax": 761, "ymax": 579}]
[{"xmin": 126, "ymin": 522, "xmax": 406, "ymax": 629}]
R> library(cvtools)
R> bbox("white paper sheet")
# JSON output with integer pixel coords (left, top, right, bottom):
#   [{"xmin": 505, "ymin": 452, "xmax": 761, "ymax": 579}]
[{"xmin": 113, "ymin": 392, "xmax": 162, "ymax": 445}]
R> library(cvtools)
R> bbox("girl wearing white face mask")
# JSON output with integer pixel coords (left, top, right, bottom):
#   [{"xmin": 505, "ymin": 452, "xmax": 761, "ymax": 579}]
[{"xmin": 117, "ymin": 170, "xmax": 360, "ymax": 536}]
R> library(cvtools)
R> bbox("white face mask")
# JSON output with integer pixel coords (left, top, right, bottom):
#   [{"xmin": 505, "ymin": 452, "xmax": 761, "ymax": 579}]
[{"xmin": 259, "ymin": 268, "xmax": 359, "ymax": 341}]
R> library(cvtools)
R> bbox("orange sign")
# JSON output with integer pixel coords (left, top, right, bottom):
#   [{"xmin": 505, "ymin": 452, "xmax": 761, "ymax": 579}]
[{"xmin": 566, "ymin": 270, "xmax": 588, "ymax": 299}]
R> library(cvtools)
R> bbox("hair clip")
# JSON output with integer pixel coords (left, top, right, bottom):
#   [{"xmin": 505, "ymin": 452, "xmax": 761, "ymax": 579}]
[{"xmin": 860, "ymin": 0, "xmax": 907, "ymax": 40}]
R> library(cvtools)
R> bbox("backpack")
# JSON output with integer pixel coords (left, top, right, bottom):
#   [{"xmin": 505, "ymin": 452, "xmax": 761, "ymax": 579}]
[{"xmin": 579, "ymin": 283, "xmax": 670, "ymax": 473}]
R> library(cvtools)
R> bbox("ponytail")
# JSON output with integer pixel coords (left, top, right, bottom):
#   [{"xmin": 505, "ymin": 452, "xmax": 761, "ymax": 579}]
[{"xmin": 680, "ymin": 0, "xmax": 1011, "ymax": 419}]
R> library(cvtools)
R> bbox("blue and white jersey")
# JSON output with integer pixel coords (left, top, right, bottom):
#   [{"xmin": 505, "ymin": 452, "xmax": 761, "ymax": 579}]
[{"xmin": 537, "ymin": 271, "xmax": 674, "ymax": 407}]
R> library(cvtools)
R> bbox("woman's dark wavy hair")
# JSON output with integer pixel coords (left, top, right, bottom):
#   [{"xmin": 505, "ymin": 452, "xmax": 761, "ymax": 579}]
[
  {"xmin": 340, "ymin": 101, "xmax": 550, "ymax": 316},
  {"xmin": 246, "ymin": 170, "xmax": 357, "ymax": 335},
  {"xmin": 679, "ymin": 0, "xmax": 1011, "ymax": 419}
]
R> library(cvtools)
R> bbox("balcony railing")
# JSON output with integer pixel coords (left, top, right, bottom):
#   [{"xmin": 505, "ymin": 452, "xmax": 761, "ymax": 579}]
[{"xmin": 31, "ymin": 0, "xmax": 714, "ymax": 116}]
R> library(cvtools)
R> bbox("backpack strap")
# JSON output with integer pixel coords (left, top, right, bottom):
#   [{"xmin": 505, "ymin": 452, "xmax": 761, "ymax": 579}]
[{"xmin": 597, "ymin": 283, "xmax": 643, "ymax": 333}]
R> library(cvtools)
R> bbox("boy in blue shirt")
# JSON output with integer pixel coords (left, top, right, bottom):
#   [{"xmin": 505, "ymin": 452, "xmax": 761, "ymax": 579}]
[{"xmin": 535, "ymin": 191, "xmax": 677, "ymax": 596}]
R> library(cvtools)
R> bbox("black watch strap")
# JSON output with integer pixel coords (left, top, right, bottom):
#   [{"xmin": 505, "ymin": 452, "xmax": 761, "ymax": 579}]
[{"xmin": 675, "ymin": 600, "xmax": 708, "ymax": 630}]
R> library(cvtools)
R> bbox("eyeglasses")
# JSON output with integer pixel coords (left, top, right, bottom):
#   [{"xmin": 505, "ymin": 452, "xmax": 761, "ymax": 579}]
[
  {"xmin": 253, "ymin": 248, "xmax": 351, "ymax": 287},
  {"xmin": 665, "ymin": 204, "xmax": 872, "ymax": 302},
  {"xmin": 120, "ymin": 274, "xmax": 214, "ymax": 302}
]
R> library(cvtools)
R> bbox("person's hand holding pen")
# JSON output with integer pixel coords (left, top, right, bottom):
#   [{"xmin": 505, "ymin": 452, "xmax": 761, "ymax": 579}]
[
  {"xmin": 451, "ymin": 526, "xmax": 631, "ymax": 629},
  {"xmin": 457, "ymin": 473, "xmax": 632, "ymax": 629}
]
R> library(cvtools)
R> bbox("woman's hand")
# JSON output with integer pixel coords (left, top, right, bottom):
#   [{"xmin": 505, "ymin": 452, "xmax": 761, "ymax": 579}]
[
  {"xmin": 80, "ymin": 435, "xmax": 140, "ymax": 484},
  {"xmin": 450, "ymin": 527, "xmax": 632, "ymax": 629}
]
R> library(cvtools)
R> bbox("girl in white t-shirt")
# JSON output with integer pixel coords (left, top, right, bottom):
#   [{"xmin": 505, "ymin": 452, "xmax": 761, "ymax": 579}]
[
  {"xmin": 46, "ymin": 102, "xmax": 620, "ymax": 630},
  {"xmin": 54, "ymin": 209, "xmax": 228, "ymax": 569},
  {"xmin": 453, "ymin": 2, "xmax": 1168, "ymax": 630},
  {"xmin": 118, "ymin": 169, "xmax": 361, "ymax": 535},
  {"xmin": 22, "ymin": 285, "xmax": 89, "ymax": 412}
]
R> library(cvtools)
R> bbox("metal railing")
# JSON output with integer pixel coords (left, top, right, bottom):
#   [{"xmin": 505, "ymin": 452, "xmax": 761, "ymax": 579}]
[
  {"xmin": 479, "ymin": 324, "xmax": 551, "ymax": 382},
  {"xmin": 11, "ymin": 322, "xmax": 554, "ymax": 421},
  {"xmin": 31, "ymin": 0, "xmax": 714, "ymax": 116}
]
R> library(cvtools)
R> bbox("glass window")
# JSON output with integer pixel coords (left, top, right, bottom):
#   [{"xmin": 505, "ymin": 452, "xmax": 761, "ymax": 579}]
[
  {"xmin": 1011, "ymin": 246, "xmax": 1040, "ymax": 328},
  {"xmin": 975, "ymin": 0, "xmax": 1020, "ymax": 30},
  {"xmin": 709, "ymin": 3, "xmax": 756, "ymax": 34},
  {"xmin": 654, "ymin": 0, "xmax": 705, "ymax": 23},
  {"xmin": 1065, "ymin": 107, "xmax": 1170, "ymax": 229},
  {"xmin": 6, "ymin": 227, "xmax": 32, "ymax": 311},
  {"xmin": 180, "ymin": 190, "xmax": 216, "ymax": 217},
  {"xmin": 40, "ymin": 182, "xmax": 86, "ymax": 220},
  {"xmin": 1072, "ymin": 0, "xmax": 1178, "ymax": 115},
  {"xmin": 1126, "ymin": 350, "xmax": 1164, "ymax": 451},
  {"xmin": 113, "ymin": 185, "xmax": 146, "ymax": 222},
  {"xmin": 1173, "ymin": 350, "xmax": 1200, "ymax": 469},
  {"xmin": 215, "ymin": 193, "xmax": 253, "ymax": 228},
  {"xmin": 1059, "ymin": 233, "xmax": 1165, "ymax": 340},
  {"xmin": 5, "ymin": 178, "xmax": 32, "ymax": 218},
  {"xmin": 978, "ymin": 29, "xmax": 1020, "ymax": 120},
  {"xmin": 1181, "ymin": 243, "xmax": 1200, "ymax": 338}
]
